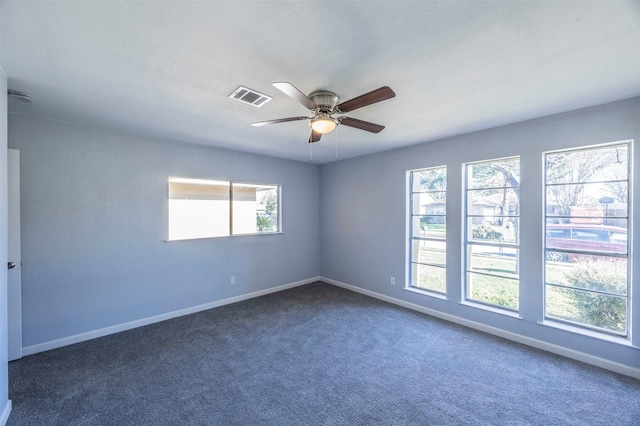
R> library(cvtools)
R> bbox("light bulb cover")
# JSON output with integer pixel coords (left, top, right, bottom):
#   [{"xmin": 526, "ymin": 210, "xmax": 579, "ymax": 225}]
[{"xmin": 310, "ymin": 116, "xmax": 338, "ymax": 134}]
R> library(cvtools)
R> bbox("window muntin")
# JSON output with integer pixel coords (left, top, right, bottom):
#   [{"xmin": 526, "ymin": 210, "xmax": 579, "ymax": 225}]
[
  {"xmin": 544, "ymin": 142, "xmax": 630, "ymax": 336},
  {"xmin": 168, "ymin": 177, "xmax": 280, "ymax": 241},
  {"xmin": 408, "ymin": 167, "xmax": 447, "ymax": 294},
  {"xmin": 464, "ymin": 157, "xmax": 520, "ymax": 311}
]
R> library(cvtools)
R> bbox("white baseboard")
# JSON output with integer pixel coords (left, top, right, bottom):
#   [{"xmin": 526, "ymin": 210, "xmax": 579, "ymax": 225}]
[
  {"xmin": 22, "ymin": 277, "xmax": 321, "ymax": 356},
  {"xmin": 0, "ymin": 400, "xmax": 11, "ymax": 426},
  {"xmin": 322, "ymin": 277, "xmax": 640, "ymax": 380}
]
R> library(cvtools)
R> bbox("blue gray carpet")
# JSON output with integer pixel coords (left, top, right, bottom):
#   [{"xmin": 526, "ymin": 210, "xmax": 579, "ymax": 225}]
[{"xmin": 8, "ymin": 282, "xmax": 640, "ymax": 425}]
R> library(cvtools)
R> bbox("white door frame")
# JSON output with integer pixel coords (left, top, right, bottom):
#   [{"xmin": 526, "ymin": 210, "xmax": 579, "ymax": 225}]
[{"xmin": 8, "ymin": 149, "xmax": 21, "ymax": 361}]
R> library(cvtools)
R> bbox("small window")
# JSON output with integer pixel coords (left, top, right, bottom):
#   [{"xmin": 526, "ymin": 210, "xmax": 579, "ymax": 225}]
[
  {"xmin": 168, "ymin": 177, "xmax": 280, "ymax": 241},
  {"xmin": 232, "ymin": 184, "xmax": 279, "ymax": 235},
  {"xmin": 408, "ymin": 166, "xmax": 447, "ymax": 294}
]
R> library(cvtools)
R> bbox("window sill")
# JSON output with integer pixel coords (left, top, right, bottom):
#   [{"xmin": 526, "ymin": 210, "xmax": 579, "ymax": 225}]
[
  {"xmin": 166, "ymin": 231, "xmax": 283, "ymax": 242},
  {"xmin": 538, "ymin": 320, "xmax": 637, "ymax": 348},
  {"xmin": 458, "ymin": 300, "xmax": 522, "ymax": 319},
  {"xmin": 404, "ymin": 286, "xmax": 448, "ymax": 301}
]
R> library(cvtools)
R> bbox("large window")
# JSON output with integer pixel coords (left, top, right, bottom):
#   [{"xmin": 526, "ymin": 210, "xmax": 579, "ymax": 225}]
[
  {"xmin": 544, "ymin": 142, "xmax": 630, "ymax": 336},
  {"xmin": 168, "ymin": 177, "xmax": 280, "ymax": 241},
  {"xmin": 464, "ymin": 157, "xmax": 520, "ymax": 311},
  {"xmin": 408, "ymin": 167, "xmax": 447, "ymax": 294}
]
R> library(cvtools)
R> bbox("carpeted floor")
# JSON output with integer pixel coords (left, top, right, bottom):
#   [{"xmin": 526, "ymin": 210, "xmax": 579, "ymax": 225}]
[{"xmin": 7, "ymin": 282, "xmax": 640, "ymax": 425}]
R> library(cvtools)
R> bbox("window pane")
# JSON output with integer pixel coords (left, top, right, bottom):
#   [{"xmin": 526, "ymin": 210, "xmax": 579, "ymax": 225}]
[
  {"xmin": 412, "ymin": 169, "xmax": 446, "ymax": 192},
  {"xmin": 467, "ymin": 217, "xmax": 519, "ymax": 244},
  {"xmin": 412, "ymin": 192, "xmax": 446, "ymax": 215},
  {"xmin": 546, "ymin": 182, "xmax": 628, "ymax": 220},
  {"xmin": 467, "ymin": 187, "xmax": 519, "ymax": 216},
  {"xmin": 468, "ymin": 245, "xmax": 518, "ymax": 280},
  {"xmin": 546, "ymin": 256, "xmax": 627, "ymax": 294},
  {"xmin": 468, "ymin": 158, "xmax": 520, "ymax": 189},
  {"xmin": 168, "ymin": 179, "xmax": 230, "ymax": 240},
  {"xmin": 412, "ymin": 216, "xmax": 446, "ymax": 239},
  {"xmin": 411, "ymin": 263, "xmax": 446, "ymax": 293},
  {"xmin": 546, "ymin": 285, "xmax": 626, "ymax": 334},
  {"xmin": 546, "ymin": 145, "xmax": 628, "ymax": 184},
  {"xmin": 411, "ymin": 240, "xmax": 446, "ymax": 267},
  {"xmin": 232, "ymin": 184, "xmax": 279, "ymax": 235},
  {"xmin": 466, "ymin": 272, "xmax": 518, "ymax": 310},
  {"xmin": 545, "ymin": 222, "xmax": 628, "ymax": 256}
]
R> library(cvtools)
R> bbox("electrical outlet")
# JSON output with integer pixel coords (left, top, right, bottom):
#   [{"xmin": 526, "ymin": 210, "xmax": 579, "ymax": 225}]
[
  {"xmin": 230, "ymin": 276, "xmax": 236, "ymax": 285},
  {"xmin": 390, "ymin": 276, "xmax": 396, "ymax": 285}
]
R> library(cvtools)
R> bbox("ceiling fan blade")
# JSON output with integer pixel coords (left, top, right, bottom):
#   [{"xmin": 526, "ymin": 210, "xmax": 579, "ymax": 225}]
[
  {"xmin": 309, "ymin": 129, "xmax": 322, "ymax": 143},
  {"xmin": 272, "ymin": 82, "xmax": 318, "ymax": 110},
  {"xmin": 336, "ymin": 86, "xmax": 396, "ymax": 113},
  {"xmin": 251, "ymin": 116, "xmax": 309, "ymax": 127},
  {"xmin": 340, "ymin": 117, "xmax": 385, "ymax": 133}
]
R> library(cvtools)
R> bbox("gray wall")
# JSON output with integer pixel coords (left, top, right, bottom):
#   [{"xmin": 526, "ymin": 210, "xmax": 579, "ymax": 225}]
[
  {"xmin": 320, "ymin": 97, "xmax": 640, "ymax": 371},
  {"xmin": 8, "ymin": 114, "xmax": 320, "ymax": 348}
]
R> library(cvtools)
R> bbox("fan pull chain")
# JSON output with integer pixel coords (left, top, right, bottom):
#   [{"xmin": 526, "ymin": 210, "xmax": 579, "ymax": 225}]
[
  {"xmin": 309, "ymin": 140, "xmax": 313, "ymax": 162},
  {"xmin": 335, "ymin": 125, "xmax": 339, "ymax": 161}
]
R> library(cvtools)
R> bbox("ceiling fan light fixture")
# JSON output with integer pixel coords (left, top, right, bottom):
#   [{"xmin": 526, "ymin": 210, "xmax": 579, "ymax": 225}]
[{"xmin": 310, "ymin": 116, "xmax": 337, "ymax": 134}]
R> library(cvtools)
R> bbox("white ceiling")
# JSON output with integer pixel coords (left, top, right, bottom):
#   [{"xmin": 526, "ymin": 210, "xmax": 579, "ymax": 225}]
[{"xmin": 2, "ymin": 1, "xmax": 639, "ymax": 164}]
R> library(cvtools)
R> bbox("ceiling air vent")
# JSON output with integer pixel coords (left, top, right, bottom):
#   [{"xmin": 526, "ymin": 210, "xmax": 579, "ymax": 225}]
[{"xmin": 229, "ymin": 86, "xmax": 272, "ymax": 107}]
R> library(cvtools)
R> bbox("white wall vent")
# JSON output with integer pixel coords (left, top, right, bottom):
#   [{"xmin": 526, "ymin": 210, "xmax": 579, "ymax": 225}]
[{"xmin": 229, "ymin": 86, "xmax": 272, "ymax": 107}]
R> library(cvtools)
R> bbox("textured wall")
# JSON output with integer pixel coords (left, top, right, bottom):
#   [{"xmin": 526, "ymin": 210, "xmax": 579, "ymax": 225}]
[
  {"xmin": 8, "ymin": 115, "xmax": 320, "ymax": 348},
  {"xmin": 320, "ymin": 97, "xmax": 640, "ymax": 371}
]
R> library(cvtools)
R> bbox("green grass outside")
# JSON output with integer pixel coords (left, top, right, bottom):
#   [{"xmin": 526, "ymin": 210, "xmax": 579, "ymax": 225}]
[{"xmin": 413, "ymin": 246, "xmax": 624, "ymax": 330}]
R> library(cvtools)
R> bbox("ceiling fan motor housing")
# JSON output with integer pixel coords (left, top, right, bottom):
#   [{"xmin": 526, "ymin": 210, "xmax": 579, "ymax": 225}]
[{"xmin": 309, "ymin": 90, "xmax": 340, "ymax": 112}]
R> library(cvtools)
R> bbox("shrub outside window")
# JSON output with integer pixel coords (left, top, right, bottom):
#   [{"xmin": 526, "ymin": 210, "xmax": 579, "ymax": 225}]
[
  {"xmin": 464, "ymin": 157, "xmax": 520, "ymax": 311},
  {"xmin": 168, "ymin": 177, "xmax": 280, "ymax": 241},
  {"xmin": 544, "ymin": 142, "xmax": 630, "ymax": 336},
  {"xmin": 408, "ymin": 167, "xmax": 447, "ymax": 294}
]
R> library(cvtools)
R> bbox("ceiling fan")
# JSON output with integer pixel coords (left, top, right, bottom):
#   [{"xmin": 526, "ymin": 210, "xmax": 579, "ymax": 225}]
[{"xmin": 251, "ymin": 82, "xmax": 396, "ymax": 143}]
